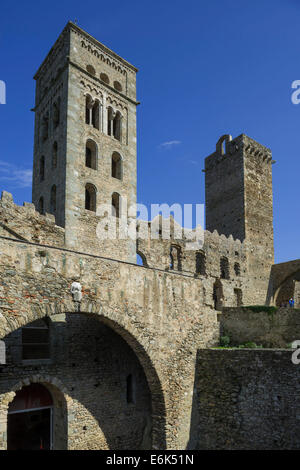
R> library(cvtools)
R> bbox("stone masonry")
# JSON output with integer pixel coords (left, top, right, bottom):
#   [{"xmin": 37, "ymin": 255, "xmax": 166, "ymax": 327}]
[{"xmin": 0, "ymin": 21, "xmax": 300, "ymax": 450}]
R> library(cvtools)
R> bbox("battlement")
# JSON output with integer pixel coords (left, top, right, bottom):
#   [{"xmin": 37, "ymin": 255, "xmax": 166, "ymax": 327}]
[
  {"xmin": 205, "ymin": 134, "xmax": 272, "ymax": 172},
  {"xmin": 0, "ymin": 191, "xmax": 65, "ymax": 247}
]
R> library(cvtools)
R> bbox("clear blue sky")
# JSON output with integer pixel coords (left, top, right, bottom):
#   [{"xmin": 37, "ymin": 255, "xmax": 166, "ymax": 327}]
[{"xmin": 0, "ymin": 0, "xmax": 299, "ymax": 263}]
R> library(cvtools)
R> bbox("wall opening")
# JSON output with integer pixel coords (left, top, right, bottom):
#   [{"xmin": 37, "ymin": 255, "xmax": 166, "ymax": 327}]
[
  {"xmin": 52, "ymin": 142, "xmax": 58, "ymax": 169},
  {"xmin": 7, "ymin": 384, "xmax": 53, "ymax": 450},
  {"xmin": 170, "ymin": 245, "xmax": 182, "ymax": 271},
  {"xmin": 22, "ymin": 318, "xmax": 50, "ymax": 360},
  {"xmin": 85, "ymin": 183, "xmax": 97, "ymax": 212},
  {"xmin": 50, "ymin": 185, "xmax": 56, "ymax": 214},
  {"xmin": 195, "ymin": 251, "xmax": 206, "ymax": 275},
  {"xmin": 85, "ymin": 140, "xmax": 97, "ymax": 170},
  {"xmin": 39, "ymin": 156, "xmax": 45, "ymax": 182},
  {"xmin": 213, "ymin": 279, "xmax": 224, "ymax": 310},
  {"xmin": 52, "ymin": 99, "xmax": 60, "ymax": 128},
  {"xmin": 111, "ymin": 152, "xmax": 122, "ymax": 179},
  {"xmin": 112, "ymin": 192, "xmax": 120, "ymax": 218},
  {"xmin": 38, "ymin": 197, "xmax": 44, "ymax": 215},
  {"xmin": 220, "ymin": 257, "xmax": 230, "ymax": 280}
]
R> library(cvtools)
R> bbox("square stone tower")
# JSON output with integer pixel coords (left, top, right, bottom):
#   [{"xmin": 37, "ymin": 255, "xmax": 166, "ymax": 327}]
[
  {"xmin": 32, "ymin": 22, "xmax": 138, "ymax": 261},
  {"xmin": 205, "ymin": 134, "xmax": 275, "ymax": 299}
]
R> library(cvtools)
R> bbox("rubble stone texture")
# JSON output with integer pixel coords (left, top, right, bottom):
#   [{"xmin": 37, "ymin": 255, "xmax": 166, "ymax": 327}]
[{"xmin": 0, "ymin": 22, "xmax": 300, "ymax": 450}]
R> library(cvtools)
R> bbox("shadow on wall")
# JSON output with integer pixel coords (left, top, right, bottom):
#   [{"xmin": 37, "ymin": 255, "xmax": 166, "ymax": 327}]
[
  {"xmin": 187, "ymin": 348, "xmax": 300, "ymax": 450},
  {"xmin": 0, "ymin": 313, "xmax": 167, "ymax": 450}
]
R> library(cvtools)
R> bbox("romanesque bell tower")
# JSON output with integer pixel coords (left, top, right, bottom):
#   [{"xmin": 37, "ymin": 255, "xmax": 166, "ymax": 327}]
[{"xmin": 32, "ymin": 22, "xmax": 138, "ymax": 262}]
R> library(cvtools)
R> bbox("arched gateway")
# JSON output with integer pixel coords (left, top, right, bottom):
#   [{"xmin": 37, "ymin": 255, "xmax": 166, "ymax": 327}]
[{"xmin": 0, "ymin": 303, "xmax": 166, "ymax": 450}]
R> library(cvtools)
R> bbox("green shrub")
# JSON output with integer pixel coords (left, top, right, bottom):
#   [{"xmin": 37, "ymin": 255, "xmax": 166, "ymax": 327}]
[
  {"xmin": 243, "ymin": 305, "xmax": 278, "ymax": 315},
  {"xmin": 238, "ymin": 342, "xmax": 262, "ymax": 349},
  {"xmin": 220, "ymin": 335, "xmax": 230, "ymax": 347}
]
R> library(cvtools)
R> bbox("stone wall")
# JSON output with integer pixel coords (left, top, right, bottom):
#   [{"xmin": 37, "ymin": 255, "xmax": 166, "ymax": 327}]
[
  {"xmin": 191, "ymin": 349, "xmax": 300, "ymax": 450},
  {"xmin": 0, "ymin": 234, "xmax": 220, "ymax": 449},
  {"xmin": 219, "ymin": 307, "xmax": 300, "ymax": 348},
  {"xmin": 1, "ymin": 315, "xmax": 151, "ymax": 450},
  {"xmin": 0, "ymin": 191, "xmax": 65, "ymax": 246}
]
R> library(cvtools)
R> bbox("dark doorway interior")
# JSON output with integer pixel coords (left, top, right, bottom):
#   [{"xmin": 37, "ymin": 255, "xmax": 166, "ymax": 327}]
[
  {"xmin": 7, "ymin": 383, "xmax": 53, "ymax": 450},
  {"xmin": 8, "ymin": 407, "xmax": 52, "ymax": 450}
]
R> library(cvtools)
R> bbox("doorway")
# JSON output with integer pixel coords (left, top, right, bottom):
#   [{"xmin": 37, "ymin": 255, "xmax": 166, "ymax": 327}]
[{"xmin": 7, "ymin": 384, "xmax": 53, "ymax": 450}]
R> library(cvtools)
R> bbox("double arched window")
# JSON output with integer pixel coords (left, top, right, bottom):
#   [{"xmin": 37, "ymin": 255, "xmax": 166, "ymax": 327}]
[
  {"xmin": 107, "ymin": 107, "xmax": 122, "ymax": 141},
  {"xmin": 85, "ymin": 95, "xmax": 100, "ymax": 130}
]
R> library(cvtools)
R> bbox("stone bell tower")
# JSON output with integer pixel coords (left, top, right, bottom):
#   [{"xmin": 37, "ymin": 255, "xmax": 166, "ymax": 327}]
[{"xmin": 32, "ymin": 22, "xmax": 138, "ymax": 262}]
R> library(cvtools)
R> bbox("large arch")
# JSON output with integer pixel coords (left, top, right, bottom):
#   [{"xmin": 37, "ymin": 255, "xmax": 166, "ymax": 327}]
[
  {"xmin": 274, "ymin": 269, "xmax": 300, "ymax": 307},
  {"xmin": 0, "ymin": 299, "xmax": 166, "ymax": 450}
]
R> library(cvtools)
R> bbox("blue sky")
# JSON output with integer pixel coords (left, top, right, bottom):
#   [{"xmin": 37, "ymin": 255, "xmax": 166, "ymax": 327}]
[{"xmin": 0, "ymin": 0, "xmax": 299, "ymax": 263}]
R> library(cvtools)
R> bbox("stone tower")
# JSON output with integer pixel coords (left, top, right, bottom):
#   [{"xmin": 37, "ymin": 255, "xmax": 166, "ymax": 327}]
[
  {"xmin": 32, "ymin": 22, "xmax": 138, "ymax": 261},
  {"xmin": 205, "ymin": 134, "xmax": 275, "ymax": 299}
]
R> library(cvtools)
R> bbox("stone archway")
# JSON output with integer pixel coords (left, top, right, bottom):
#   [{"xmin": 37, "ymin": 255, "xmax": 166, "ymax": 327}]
[
  {"xmin": 0, "ymin": 300, "xmax": 167, "ymax": 450},
  {"xmin": 1, "ymin": 376, "xmax": 68, "ymax": 450}
]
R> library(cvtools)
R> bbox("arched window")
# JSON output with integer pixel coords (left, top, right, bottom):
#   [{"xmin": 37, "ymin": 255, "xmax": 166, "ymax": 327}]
[
  {"xmin": 52, "ymin": 99, "xmax": 60, "ymax": 128},
  {"xmin": 52, "ymin": 142, "xmax": 57, "ymax": 169},
  {"xmin": 112, "ymin": 192, "xmax": 120, "ymax": 218},
  {"xmin": 196, "ymin": 251, "xmax": 206, "ymax": 275},
  {"xmin": 38, "ymin": 197, "xmax": 44, "ymax": 215},
  {"xmin": 50, "ymin": 185, "xmax": 56, "ymax": 213},
  {"xmin": 85, "ymin": 183, "xmax": 97, "ymax": 212},
  {"xmin": 213, "ymin": 279, "xmax": 224, "ymax": 310},
  {"xmin": 126, "ymin": 374, "xmax": 134, "ymax": 404},
  {"xmin": 22, "ymin": 318, "xmax": 50, "ymax": 360},
  {"xmin": 107, "ymin": 106, "xmax": 113, "ymax": 135},
  {"xmin": 86, "ymin": 64, "xmax": 96, "ymax": 76},
  {"xmin": 170, "ymin": 245, "xmax": 182, "ymax": 271},
  {"xmin": 85, "ymin": 140, "xmax": 97, "ymax": 170},
  {"xmin": 234, "ymin": 262, "xmax": 241, "ymax": 276},
  {"xmin": 113, "ymin": 111, "xmax": 122, "ymax": 141},
  {"xmin": 39, "ymin": 156, "xmax": 45, "ymax": 181},
  {"xmin": 111, "ymin": 152, "xmax": 122, "ymax": 179},
  {"xmin": 92, "ymin": 100, "xmax": 100, "ymax": 130},
  {"xmin": 100, "ymin": 73, "xmax": 109, "ymax": 84},
  {"xmin": 42, "ymin": 113, "xmax": 49, "ymax": 141},
  {"xmin": 220, "ymin": 257, "xmax": 230, "ymax": 279},
  {"xmin": 85, "ymin": 94, "xmax": 92, "ymax": 125},
  {"xmin": 234, "ymin": 288, "xmax": 243, "ymax": 306},
  {"xmin": 114, "ymin": 81, "xmax": 122, "ymax": 92}
]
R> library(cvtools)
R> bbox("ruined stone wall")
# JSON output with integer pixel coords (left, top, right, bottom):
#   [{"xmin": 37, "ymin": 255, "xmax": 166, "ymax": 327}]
[
  {"xmin": 0, "ymin": 235, "xmax": 220, "ymax": 449},
  {"xmin": 137, "ymin": 222, "xmax": 266, "ymax": 308},
  {"xmin": 191, "ymin": 349, "xmax": 300, "ymax": 450},
  {"xmin": 219, "ymin": 307, "xmax": 300, "ymax": 348},
  {"xmin": 0, "ymin": 191, "xmax": 64, "ymax": 246}
]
